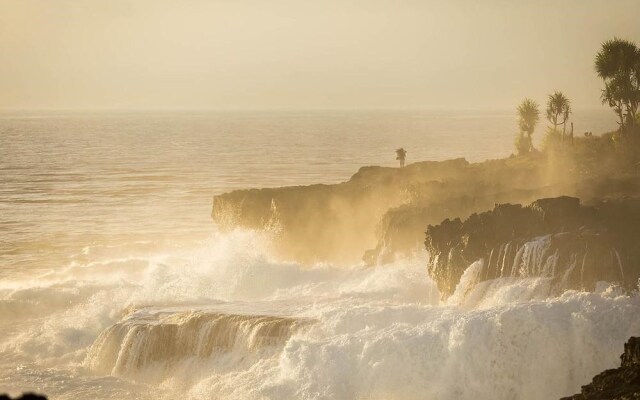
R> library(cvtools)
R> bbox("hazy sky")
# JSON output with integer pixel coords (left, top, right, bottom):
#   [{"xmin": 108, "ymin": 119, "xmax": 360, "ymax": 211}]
[{"xmin": 1, "ymin": 0, "xmax": 639, "ymax": 110}]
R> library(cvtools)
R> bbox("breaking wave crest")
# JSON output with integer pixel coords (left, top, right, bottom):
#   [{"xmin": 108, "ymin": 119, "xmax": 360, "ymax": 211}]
[{"xmin": 85, "ymin": 308, "xmax": 313, "ymax": 386}]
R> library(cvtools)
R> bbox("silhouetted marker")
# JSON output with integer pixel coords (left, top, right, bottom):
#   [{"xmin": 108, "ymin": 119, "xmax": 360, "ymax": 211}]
[{"xmin": 395, "ymin": 148, "xmax": 407, "ymax": 168}]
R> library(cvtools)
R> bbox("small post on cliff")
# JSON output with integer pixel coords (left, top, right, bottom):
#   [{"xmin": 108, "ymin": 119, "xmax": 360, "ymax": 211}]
[
  {"xmin": 396, "ymin": 148, "xmax": 407, "ymax": 168},
  {"xmin": 570, "ymin": 122, "xmax": 574, "ymax": 144}
]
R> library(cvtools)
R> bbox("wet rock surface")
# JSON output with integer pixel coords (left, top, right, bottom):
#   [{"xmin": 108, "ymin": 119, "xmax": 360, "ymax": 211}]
[
  {"xmin": 425, "ymin": 196, "xmax": 640, "ymax": 298},
  {"xmin": 561, "ymin": 337, "xmax": 640, "ymax": 400}
]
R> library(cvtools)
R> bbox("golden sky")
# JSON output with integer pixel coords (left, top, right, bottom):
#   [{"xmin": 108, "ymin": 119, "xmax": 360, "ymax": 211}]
[{"xmin": 1, "ymin": 0, "xmax": 639, "ymax": 110}]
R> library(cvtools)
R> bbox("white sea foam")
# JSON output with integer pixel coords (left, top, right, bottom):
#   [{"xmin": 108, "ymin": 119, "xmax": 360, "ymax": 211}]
[{"xmin": 1, "ymin": 229, "xmax": 639, "ymax": 400}]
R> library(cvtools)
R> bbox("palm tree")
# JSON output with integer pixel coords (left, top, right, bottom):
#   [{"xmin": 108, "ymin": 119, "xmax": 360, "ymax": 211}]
[
  {"xmin": 595, "ymin": 38, "xmax": 640, "ymax": 132},
  {"xmin": 515, "ymin": 98, "xmax": 540, "ymax": 154},
  {"xmin": 546, "ymin": 91, "xmax": 571, "ymax": 140}
]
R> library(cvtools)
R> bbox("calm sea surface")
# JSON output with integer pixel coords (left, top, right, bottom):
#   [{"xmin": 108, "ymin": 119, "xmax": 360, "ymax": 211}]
[{"xmin": 0, "ymin": 109, "xmax": 616, "ymax": 278}]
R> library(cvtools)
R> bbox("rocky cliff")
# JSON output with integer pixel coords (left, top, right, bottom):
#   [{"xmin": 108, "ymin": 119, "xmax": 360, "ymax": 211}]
[
  {"xmin": 425, "ymin": 196, "xmax": 640, "ymax": 299},
  {"xmin": 561, "ymin": 337, "xmax": 640, "ymax": 400},
  {"xmin": 212, "ymin": 133, "xmax": 640, "ymax": 268},
  {"xmin": 212, "ymin": 158, "xmax": 470, "ymax": 264},
  {"xmin": 212, "ymin": 154, "xmax": 562, "ymax": 264}
]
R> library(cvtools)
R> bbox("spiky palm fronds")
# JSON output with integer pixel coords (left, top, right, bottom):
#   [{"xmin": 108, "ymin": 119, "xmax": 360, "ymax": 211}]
[
  {"xmin": 595, "ymin": 38, "xmax": 640, "ymax": 131},
  {"xmin": 517, "ymin": 98, "xmax": 540, "ymax": 136},
  {"xmin": 546, "ymin": 91, "xmax": 571, "ymax": 129}
]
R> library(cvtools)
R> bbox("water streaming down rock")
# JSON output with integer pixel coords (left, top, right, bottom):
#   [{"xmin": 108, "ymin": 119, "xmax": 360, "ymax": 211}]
[
  {"xmin": 487, "ymin": 233, "xmax": 623, "ymax": 289},
  {"xmin": 85, "ymin": 307, "xmax": 313, "ymax": 381},
  {"xmin": 426, "ymin": 197, "xmax": 640, "ymax": 299}
]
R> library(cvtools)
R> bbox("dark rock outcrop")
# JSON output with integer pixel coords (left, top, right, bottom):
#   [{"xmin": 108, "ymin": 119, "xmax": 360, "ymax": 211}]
[
  {"xmin": 0, "ymin": 394, "xmax": 47, "ymax": 400},
  {"xmin": 370, "ymin": 173, "xmax": 640, "ymax": 266},
  {"xmin": 425, "ymin": 196, "xmax": 640, "ymax": 299},
  {"xmin": 561, "ymin": 337, "xmax": 640, "ymax": 400}
]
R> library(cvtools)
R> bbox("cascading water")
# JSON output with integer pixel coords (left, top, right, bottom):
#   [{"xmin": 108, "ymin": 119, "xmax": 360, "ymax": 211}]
[
  {"xmin": 447, "ymin": 232, "xmax": 630, "ymax": 303},
  {"xmin": 85, "ymin": 307, "xmax": 313, "ymax": 382}
]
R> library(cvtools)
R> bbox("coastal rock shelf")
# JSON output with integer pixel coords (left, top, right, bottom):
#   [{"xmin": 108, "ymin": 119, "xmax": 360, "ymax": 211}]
[
  {"xmin": 425, "ymin": 196, "xmax": 640, "ymax": 299},
  {"xmin": 213, "ymin": 139, "xmax": 640, "ymax": 269}
]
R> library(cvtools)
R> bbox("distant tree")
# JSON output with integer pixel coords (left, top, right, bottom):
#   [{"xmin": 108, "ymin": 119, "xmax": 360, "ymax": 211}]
[
  {"xmin": 595, "ymin": 38, "xmax": 640, "ymax": 133},
  {"xmin": 546, "ymin": 91, "xmax": 571, "ymax": 141},
  {"xmin": 395, "ymin": 148, "xmax": 407, "ymax": 167},
  {"xmin": 515, "ymin": 98, "xmax": 540, "ymax": 154}
]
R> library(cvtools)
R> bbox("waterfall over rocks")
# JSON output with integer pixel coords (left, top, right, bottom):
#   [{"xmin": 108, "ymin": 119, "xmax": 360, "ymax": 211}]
[
  {"xmin": 425, "ymin": 196, "xmax": 640, "ymax": 299},
  {"xmin": 85, "ymin": 307, "xmax": 313, "ymax": 383}
]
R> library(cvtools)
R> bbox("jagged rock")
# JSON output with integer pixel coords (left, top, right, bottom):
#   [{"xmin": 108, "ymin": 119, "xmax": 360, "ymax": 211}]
[
  {"xmin": 561, "ymin": 337, "xmax": 640, "ymax": 399},
  {"xmin": 425, "ymin": 196, "xmax": 640, "ymax": 299}
]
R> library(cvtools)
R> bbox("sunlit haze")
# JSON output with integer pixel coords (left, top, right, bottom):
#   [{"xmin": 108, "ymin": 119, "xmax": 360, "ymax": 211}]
[
  {"xmin": 3, "ymin": 2, "xmax": 640, "ymax": 399},
  {"xmin": 1, "ymin": 0, "xmax": 639, "ymax": 110}
]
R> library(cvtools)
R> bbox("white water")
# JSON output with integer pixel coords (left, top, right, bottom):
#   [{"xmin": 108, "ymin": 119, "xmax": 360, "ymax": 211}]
[{"xmin": 1, "ymin": 228, "xmax": 639, "ymax": 400}]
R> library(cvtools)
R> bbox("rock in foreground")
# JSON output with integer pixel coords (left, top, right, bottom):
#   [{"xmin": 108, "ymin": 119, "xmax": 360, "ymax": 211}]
[{"xmin": 561, "ymin": 337, "xmax": 640, "ymax": 399}]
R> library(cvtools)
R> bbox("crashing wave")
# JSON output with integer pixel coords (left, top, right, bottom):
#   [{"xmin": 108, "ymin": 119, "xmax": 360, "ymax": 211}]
[{"xmin": 85, "ymin": 307, "xmax": 313, "ymax": 382}]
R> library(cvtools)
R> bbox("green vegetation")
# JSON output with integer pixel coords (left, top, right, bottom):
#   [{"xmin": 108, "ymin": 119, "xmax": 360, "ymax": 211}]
[
  {"xmin": 542, "ymin": 92, "xmax": 572, "ymax": 150},
  {"xmin": 546, "ymin": 92, "xmax": 571, "ymax": 135},
  {"xmin": 595, "ymin": 38, "xmax": 640, "ymax": 134},
  {"xmin": 515, "ymin": 98, "xmax": 540, "ymax": 155},
  {"xmin": 513, "ymin": 37, "xmax": 639, "ymax": 155}
]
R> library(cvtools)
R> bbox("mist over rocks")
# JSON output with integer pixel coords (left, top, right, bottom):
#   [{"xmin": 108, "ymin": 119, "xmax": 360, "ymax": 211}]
[
  {"xmin": 212, "ymin": 132, "xmax": 640, "ymax": 302},
  {"xmin": 211, "ymin": 154, "xmax": 558, "ymax": 264},
  {"xmin": 561, "ymin": 337, "xmax": 640, "ymax": 400},
  {"xmin": 213, "ymin": 136, "xmax": 640, "ymax": 269},
  {"xmin": 211, "ymin": 158, "xmax": 470, "ymax": 264},
  {"xmin": 425, "ymin": 196, "xmax": 640, "ymax": 299}
]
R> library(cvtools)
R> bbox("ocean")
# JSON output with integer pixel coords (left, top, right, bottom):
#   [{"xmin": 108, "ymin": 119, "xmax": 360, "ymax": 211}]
[{"xmin": 1, "ymin": 109, "xmax": 635, "ymax": 400}]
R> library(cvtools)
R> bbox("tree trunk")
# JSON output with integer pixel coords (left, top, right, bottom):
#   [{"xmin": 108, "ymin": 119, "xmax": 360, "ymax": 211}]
[{"xmin": 570, "ymin": 122, "xmax": 574, "ymax": 145}]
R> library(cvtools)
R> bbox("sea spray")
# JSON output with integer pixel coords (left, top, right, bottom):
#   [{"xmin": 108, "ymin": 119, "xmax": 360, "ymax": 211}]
[{"xmin": 1, "ymin": 229, "xmax": 639, "ymax": 400}]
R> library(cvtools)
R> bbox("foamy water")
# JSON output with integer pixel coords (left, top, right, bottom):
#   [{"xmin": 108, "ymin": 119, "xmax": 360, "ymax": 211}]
[
  {"xmin": 0, "ymin": 110, "xmax": 630, "ymax": 399},
  {"xmin": 1, "ymin": 229, "xmax": 638, "ymax": 399}
]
